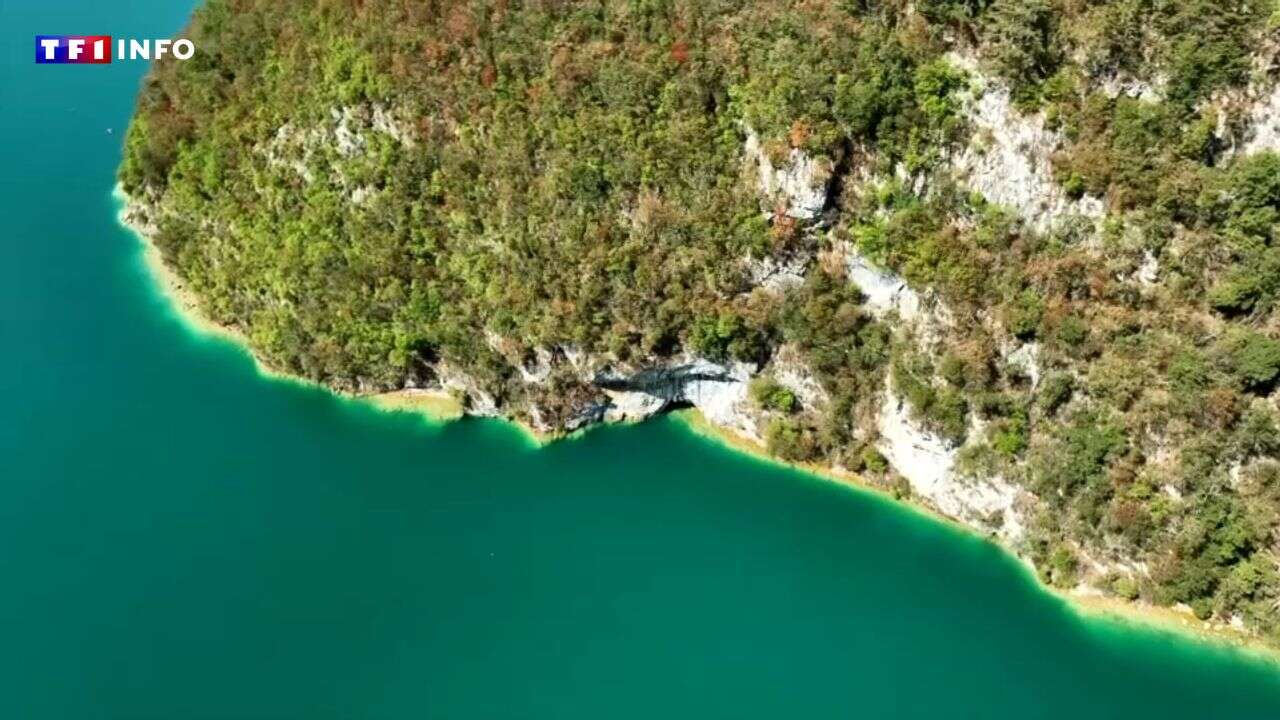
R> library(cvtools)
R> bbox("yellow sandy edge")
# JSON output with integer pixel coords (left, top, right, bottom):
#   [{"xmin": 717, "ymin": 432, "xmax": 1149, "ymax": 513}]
[
  {"xmin": 1061, "ymin": 591, "xmax": 1279, "ymax": 661},
  {"xmin": 364, "ymin": 389, "xmax": 465, "ymax": 421},
  {"xmin": 367, "ymin": 390, "xmax": 555, "ymax": 444},
  {"xmin": 673, "ymin": 407, "xmax": 1280, "ymax": 663},
  {"xmin": 116, "ymin": 187, "xmax": 1280, "ymax": 663}
]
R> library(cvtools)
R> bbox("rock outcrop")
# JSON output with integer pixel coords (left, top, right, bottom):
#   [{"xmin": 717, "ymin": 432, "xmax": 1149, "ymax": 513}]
[
  {"xmin": 1239, "ymin": 83, "xmax": 1280, "ymax": 155},
  {"xmin": 595, "ymin": 359, "xmax": 759, "ymax": 440},
  {"xmin": 949, "ymin": 54, "xmax": 1105, "ymax": 232},
  {"xmin": 876, "ymin": 380, "xmax": 1027, "ymax": 542},
  {"xmin": 261, "ymin": 103, "xmax": 416, "ymax": 186},
  {"xmin": 842, "ymin": 244, "xmax": 923, "ymax": 323},
  {"xmin": 744, "ymin": 128, "xmax": 833, "ymax": 221}
]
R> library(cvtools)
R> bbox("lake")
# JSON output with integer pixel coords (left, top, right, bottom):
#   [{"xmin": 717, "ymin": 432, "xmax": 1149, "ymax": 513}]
[{"xmin": 2, "ymin": 1, "xmax": 1280, "ymax": 717}]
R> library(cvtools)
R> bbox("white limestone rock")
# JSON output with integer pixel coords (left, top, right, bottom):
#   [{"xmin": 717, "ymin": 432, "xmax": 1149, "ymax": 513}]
[
  {"xmin": 841, "ymin": 243, "xmax": 923, "ymax": 323},
  {"xmin": 745, "ymin": 251, "xmax": 811, "ymax": 293},
  {"xmin": 518, "ymin": 347, "xmax": 555, "ymax": 385},
  {"xmin": 836, "ymin": 241, "xmax": 960, "ymax": 349},
  {"xmin": 744, "ymin": 128, "xmax": 832, "ymax": 221},
  {"xmin": 1003, "ymin": 341, "xmax": 1042, "ymax": 389},
  {"xmin": 601, "ymin": 388, "xmax": 669, "ymax": 422},
  {"xmin": 1098, "ymin": 74, "xmax": 1164, "ymax": 103},
  {"xmin": 331, "ymin": 106, "xmax": 366, "ymax": 157},
  {"xmin": 773, "ymin": 347, "xmax": 829, "ymax": 411},
  {"xmin": 1135, "ymin": 249, "xmax": 1159, "ymax": 286},
  {"xmin": 596, "ymin": 359, "xmax": 760, "ymax": 441},
  {"xmin": 1239, "ymin": 83, "xmax": 1280, "ymax": 155},
  {"xmin": 948, "ymin": 55, "xmax": 1105, "ymax": 232},
  {"xmin": 684, "ymin": 362, "xmax": 758, "ymax": 441},
  {"xmin": 350, "ymin": 186, "xmax": 375, "ymax": 205},
  {"xmin": 561, "ymin": 344, "xmax": 588, "ymax": 373},
  {"xmin": 436, "ymin": 363, "xmax": 501, "ymax": 417},
  {"xmin": 371, "ymin": 104, "xmax": 417, "ymax": 147},
  {"xmin": 876, "ymin": 379, "xmax": 1026, "ymax": 542},
  {"xmin": 260, "ymin": 104, "xmax": 416, "ymax": 183}
]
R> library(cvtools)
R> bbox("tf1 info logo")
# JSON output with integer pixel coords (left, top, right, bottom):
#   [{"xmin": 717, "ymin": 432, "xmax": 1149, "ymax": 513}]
[{"xmin": 35, "ymin": 36, "xmax": 195, "ymax": 64}]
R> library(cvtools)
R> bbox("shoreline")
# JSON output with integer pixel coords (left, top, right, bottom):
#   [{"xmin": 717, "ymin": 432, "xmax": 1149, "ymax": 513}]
[
  {"xmin": 115, "ymin": 187, "xmax": 1280, "ymax": 665},
  {"xmin": 672, "ymin": 408, "xmax": 978, "ymax": 530},
  {"xmin": 115, "ymin": 185, "xmax": 469, "ymax": 426},
  {"xmin": 672, "ymin": 408, "xmax": 1280, "ymax": 663},
  {"xmin": 1062, "ymin": 590, "xmax": 1270, "ymax": 654}
]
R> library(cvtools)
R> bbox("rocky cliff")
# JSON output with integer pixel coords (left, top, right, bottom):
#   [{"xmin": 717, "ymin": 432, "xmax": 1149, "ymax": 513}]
[{"xmin": 121, "ymin": 0, "xmax": 1280, "ymax": 644}]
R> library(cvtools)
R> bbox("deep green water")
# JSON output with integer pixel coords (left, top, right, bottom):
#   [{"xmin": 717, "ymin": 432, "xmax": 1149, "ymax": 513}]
[{"xmin": 4, "ymin": 2, "xmax": 1280, "ymax": 718}]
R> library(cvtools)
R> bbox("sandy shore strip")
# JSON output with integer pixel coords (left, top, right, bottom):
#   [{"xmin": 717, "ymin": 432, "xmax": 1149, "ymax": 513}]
[
  {"xmin": 115, "ymin": 185, "xmax": 1280, "ymax": 663},
  {"xmin": 1061, "ymin": 588, "xmax": 1277, "ymax": 661},
  {"xmin": 365, "ymin": 389, "xmax": 465, "ymax": 421}
]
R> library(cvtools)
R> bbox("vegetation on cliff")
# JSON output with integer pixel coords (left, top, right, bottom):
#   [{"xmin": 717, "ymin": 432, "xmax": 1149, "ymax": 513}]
[{"xmin": 123, "ymin": 0, "xmax": 1280, "ymax": 643}]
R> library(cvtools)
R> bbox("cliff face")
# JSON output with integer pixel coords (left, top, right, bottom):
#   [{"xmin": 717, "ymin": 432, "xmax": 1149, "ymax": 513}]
[
  {"xmin": 122, "ymin": 74, "xmax": 1033, "ymax": 546},
  {"xmin": 123, "ymin": 0, "xmax": 1280, "ymax": 644},
  {"xmin": 947, "ymin": 53, "xmax": 1106, "ymax": 233}
]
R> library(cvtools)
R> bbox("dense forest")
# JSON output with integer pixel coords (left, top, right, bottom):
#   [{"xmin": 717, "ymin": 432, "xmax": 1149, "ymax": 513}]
[{"xmin": 123, "ymin": 0, "xmax": 1280, "ymax": 644}]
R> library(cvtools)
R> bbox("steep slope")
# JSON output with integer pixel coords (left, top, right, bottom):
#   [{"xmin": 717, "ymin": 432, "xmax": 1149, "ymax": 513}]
[{"xmin": 122, "ymin": 0, "xmax": 1280, "ymax": 644}]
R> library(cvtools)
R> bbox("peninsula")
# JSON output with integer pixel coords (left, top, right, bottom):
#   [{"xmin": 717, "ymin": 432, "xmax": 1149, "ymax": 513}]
[{"xmin": 121, "ymin": 0, "xmax": 1280, "ymax": 648}]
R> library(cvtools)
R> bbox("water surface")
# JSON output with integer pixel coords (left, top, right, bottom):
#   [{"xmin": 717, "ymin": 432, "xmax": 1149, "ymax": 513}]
[{"xmin": 3, "ymin": 1, "xmax": 1280, "ymax": 717}]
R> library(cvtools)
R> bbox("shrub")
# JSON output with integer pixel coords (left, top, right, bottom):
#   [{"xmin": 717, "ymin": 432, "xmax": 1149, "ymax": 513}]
[
  {"xmin": 1048, "ymin": 545, "xmax": 1079, "ymax": 587},
  {"xmin": 991, "ymin": 412, "xmax": 1029, "ymax": 456},
  {"xmin": 1235, "ymin": 404, "xmax": 1280, "ymax": 459},
  {"xmin": 1054, "ymin": 314, "xmax": 1088, "ymax": 348},
  {"xmin": 1168, "ymin": 349, "xmax": 1212, "ymax": 396},
  {"xmin": 939, "ymin": 353, "xmax": 968, "ymax": 387},
  {"xmin": 688, "ymin": 312, "xmax": 767, "ymax": 364},
  {"xmin": 1062, "ymin": 172, "xmax": 1086, "ymax": 199},
  {"xmin": 1033, "ymin": 413, "xmax": 1127, "ymax": 499},
  {"xmin": 893, "ymin": 358, "xmax": 970, "ymax": 445},
  {"xmin": 981, "ymin": 0, "xmax": 1061, "ymax": 102},
  {"xmin": 1004, "ymin": 289, "xmax": 1045, "ymax": 339},
  {"xmin": 750, "ymin": 378, "xmax": 798, "ymax": 413},
  {"xmin": 891, "ymin": 474, "xmax": 913, "ymax": 500},
  {"xmin": 917, "ymin": 0, "xmax": 991, "ymax": 25},
  {"xmin": 1112, "ymin": 574, "xmax": 1140, "ymax": 600},
  {"xmin": 765, "ymin": 418, "xmax": 819, "ymax": 462},
  {"xmin": 1037, "ymin": 373, "xmax": 1073, "ymax": 414},
  {"xmin": 1221, "ymin": 331, "xmax": 1280, "ymax": 393},
  {"xmin": 1208, "ymin": 275, "xmax": 1263, "ymax": 315},
  {"xmin": 1190, "ymin": 597, "xmax": 1214, "ymax": 620},
  {"xmin": 862, "ymin": 447, "xmax": 890, "ymax": 474},
  {"xmin": 1087, "ymin": 354, "xmax": 1145, "ymax": 410}
]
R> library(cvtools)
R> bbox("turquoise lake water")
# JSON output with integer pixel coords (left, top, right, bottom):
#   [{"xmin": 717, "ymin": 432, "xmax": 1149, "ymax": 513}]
[{"xmin": 4, "ymin": 1, "xmax": 1280, "ymax": 717}]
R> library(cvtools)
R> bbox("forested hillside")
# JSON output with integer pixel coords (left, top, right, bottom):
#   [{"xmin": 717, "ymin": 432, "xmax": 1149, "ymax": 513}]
[{"xmin": 122, "ymin": 0, "xmax": 1280, "ymax": 643}]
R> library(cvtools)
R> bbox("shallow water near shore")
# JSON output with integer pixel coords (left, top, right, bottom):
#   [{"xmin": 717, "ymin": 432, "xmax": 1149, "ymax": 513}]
[{"xmin": 4, "ymin": 1, "xmax": 1280, "ymax": 717}]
